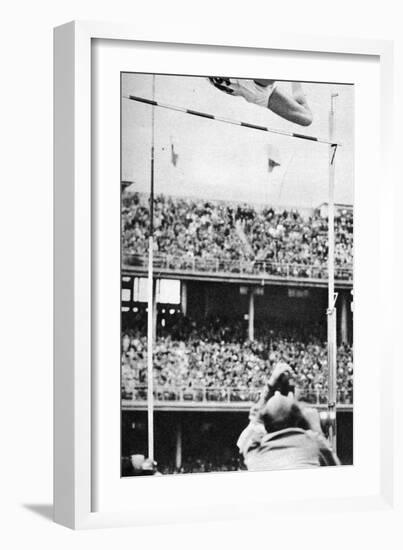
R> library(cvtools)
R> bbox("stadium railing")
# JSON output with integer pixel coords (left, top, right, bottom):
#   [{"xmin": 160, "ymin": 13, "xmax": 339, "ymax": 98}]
[
  {"xmin": 122, "ymin": 384, "xmax": 353, "ymax": 406},
  {"xmin": 122, "ymin": 253, "xmax": 353, "ymax": 281}
]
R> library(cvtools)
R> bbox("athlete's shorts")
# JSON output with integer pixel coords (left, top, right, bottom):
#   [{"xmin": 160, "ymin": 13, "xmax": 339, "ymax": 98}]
[{"xmin": 208, "ymin": 77, "xmax": 277, "ymax": 108}]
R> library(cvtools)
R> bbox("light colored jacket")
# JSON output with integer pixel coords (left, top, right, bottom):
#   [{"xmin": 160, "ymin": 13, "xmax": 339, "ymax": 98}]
[{"xmin": 237, "ymin": 422, "xmax": 340, "ymax": 471}]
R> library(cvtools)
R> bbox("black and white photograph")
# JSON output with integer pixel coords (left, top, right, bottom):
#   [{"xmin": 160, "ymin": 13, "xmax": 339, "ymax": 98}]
[{"xmin": 120, "ymin": 73, "xmax": 354, "ymax": 477}]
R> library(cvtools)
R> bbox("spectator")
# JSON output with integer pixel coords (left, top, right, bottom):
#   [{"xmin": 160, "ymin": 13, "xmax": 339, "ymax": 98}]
[{"xmin": 237, "ymin": 363, "xmax": 340, "ymax": 470}]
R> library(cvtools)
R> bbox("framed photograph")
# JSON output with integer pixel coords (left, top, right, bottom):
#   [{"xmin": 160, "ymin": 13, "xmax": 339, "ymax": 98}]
[{"xmin": 54, "ymin": 21, "xmax": 394, "ymax": 529}]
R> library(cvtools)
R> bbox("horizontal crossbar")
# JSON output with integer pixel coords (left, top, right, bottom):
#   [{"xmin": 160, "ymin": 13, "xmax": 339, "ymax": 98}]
[{"xmin": 125, "ymin": 95, "xmax": 341, "ymax": 147}]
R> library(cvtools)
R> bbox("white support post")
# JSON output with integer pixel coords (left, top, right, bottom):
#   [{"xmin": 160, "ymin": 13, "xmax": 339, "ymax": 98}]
[
  {"xmin": 147, "ymin": 238, "xmax": 154, "ymax": 462},
  {"xmin": 153, "ymin": 278, "xmax": 158, "ymax": 342},
  {"xmin": 175, "ymin": 421, "xmax": 182, "ymax": 471},
  {"xmin": 181, "ymin": 281, "xmax": 188, "ymax": 316},
  {"xmin": 147, "ymin": 75, "xmax": 156, "ymax": 462},
  {"xmin": 248, "ymin": 288, "xmax": 255, "ymax": 341},
  {"xmin": 327, "ymin": 93, "xmax": 338, "ymax": 452}
]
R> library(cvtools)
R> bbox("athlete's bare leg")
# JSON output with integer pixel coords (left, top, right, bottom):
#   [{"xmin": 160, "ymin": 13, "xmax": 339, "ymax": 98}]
[{"xmin": 267, "ymin": 82, "xmax": 313, "ymax": 127}]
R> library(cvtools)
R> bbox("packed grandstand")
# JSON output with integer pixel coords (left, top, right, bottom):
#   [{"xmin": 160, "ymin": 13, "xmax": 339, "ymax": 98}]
[
  {"xmin": 122, "ymin": 191, "xmax": 353, "ymax": 279},
  {"xmin": 121, "ymin": 190, "xmax": 353, "ymax": 408},
  {"xmin": 121, "ymin": 316, "xmax": 353, "ymax": 406}
]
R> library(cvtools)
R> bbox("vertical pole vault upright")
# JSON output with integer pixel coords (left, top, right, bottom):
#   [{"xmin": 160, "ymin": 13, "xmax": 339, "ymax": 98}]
[
  {"xmin": 327, "ymin": 93, "xmax": 338, "ymax": 452},
  {"xmin": 147, "ymin": 75, "xmax": 156, "ymax": 461}
]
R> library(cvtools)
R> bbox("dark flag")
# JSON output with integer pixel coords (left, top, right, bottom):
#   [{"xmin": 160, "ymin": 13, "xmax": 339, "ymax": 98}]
[
  {"xmin": 171, "ymin": 142, "xmax": 179, "ymax": 167},
  {"xmin": 267, "ymin": 144, "xmax": 281, "ymax": 173}
]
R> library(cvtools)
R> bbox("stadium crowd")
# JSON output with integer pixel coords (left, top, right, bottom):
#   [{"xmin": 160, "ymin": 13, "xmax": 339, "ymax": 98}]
[
  {"xmin": 121, "ymin": 455, "xmax": 243, "ymax": 476},
  {"xmin": 159, "ymin": 457, "xmax": 243, "ymax": 475},
  {"xmin": 122, "ymin": 192, "xmax": 353, "ymax": 278},
  {"xmin": 121, "ymin": 316, "xmax": 353, "ymax": 405}
]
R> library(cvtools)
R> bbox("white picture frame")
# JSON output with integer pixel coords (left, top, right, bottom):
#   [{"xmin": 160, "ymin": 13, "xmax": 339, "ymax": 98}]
[{"xmin": 54, "ymin": 21, "xmax": 395, "ymax": 530}]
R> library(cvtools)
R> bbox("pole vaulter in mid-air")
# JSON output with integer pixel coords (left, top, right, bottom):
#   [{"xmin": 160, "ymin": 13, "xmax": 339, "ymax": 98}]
[{"xmin": 208, "ymin": 78, "xmax": 313, "ymax": 127}]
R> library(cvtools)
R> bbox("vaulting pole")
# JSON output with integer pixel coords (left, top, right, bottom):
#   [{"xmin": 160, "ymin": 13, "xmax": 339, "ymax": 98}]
[
  {"xmin": 327, "ymin": 93, "xmax": 339, "ymax": 452},
  {"xmin": 147, "ymin": 75, "xmax": 156, "ymax": 462}
]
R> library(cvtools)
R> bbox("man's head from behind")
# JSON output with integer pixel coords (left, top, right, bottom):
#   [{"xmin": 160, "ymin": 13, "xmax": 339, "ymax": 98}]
[{"xmin": 260, "ymin": 393, "xmax": 310, "ymax": 433}]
